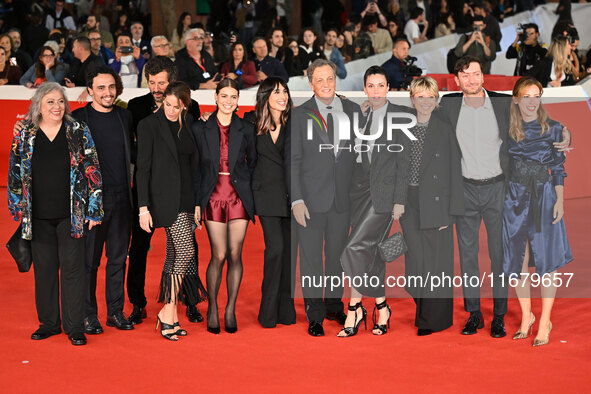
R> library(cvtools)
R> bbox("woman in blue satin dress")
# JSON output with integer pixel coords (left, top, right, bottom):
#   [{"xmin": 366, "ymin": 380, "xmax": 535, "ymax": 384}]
[{"xmin": 503, "ymin": 76, "xmax": 573, "ymax": 347}]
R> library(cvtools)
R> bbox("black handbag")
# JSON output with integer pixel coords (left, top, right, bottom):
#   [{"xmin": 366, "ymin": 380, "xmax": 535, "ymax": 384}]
[
  {"xmin": 378, "ymin": 218, "xmax": 407, "ymax": 263},
  {"xmin": 6, "ymin": 223, "xmax": 32, "ymax": 272}
]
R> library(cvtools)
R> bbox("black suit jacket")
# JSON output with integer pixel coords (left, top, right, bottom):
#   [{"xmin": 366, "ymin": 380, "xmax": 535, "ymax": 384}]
[
  {"xmin": 358, "ymin": 102, "xmax": 411, "ymax": 213},
  {"xmin": 192, "ymin": 112, "xmax": 257, "ymax": 222},
  {"xmin": 288, "ymin": 96, "xmax": 359, "ymax": 213},
  {"xmin": 415, "ymin": 108, "xmax": 465, "ymax": 228},
  {"xmin": 252, "ymin": 123, "xmax": 290, "ymax": 217},
  {"xmin": 72, "ymin": 103, "xmax": 134, "ymax": 206},
  {"xmin": 136, "ymin": 107, "xmax": 199, "ymax": 228},
  {"xmin": 439, "ymin": 90, "xmax": 511, "ymax": 181}
]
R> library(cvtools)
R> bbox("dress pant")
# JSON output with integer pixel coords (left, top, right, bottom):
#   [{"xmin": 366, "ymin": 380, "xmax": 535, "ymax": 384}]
[
  {"xmin": 31, "ymin": 217, "xmax": 85, "ymax": 335},
  {"xmin": 85, "ymin": 190, "xmax": 131, "ymax": 317},
  {"xmin": 297, "ymin": 203, "xmax": 349, "ymax": 323},
  {"xmin": 400, "ymin": 186, "xmax": 454, "ymax": 332},
  {"xmin": 258, "ymin": 216, "xmax": 296, "ymax": 327},
  {"xmin": 455, "ymin": 180, "xmax": 508, "ymax": 316}
]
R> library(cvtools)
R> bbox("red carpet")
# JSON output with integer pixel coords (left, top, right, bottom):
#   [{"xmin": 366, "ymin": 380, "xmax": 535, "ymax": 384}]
[{"xmin": 1, "ymin": 189, "xmax": 590, "ymax": 392}]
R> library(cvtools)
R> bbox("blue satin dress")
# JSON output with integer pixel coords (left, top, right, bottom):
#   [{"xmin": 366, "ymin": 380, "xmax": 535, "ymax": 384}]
[{"xmin": 503, "ymin": 119, "xmax": 573, "ymax": 276}]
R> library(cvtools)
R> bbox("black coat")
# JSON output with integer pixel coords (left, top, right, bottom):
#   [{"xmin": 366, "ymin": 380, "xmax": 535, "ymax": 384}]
[
  {"xmin": 72, "ymin": 103, "xmax": 134, "ymax": 206},
  {"xmin": 527, "ymin": 57, "xmax": 576, "ymax": 88},
  {"xmin": 135, "ymin": 108, "xmax": 199, "ymax": 228},
  {"xmin": 439, "ymin": 90, "xmax": 511, "ymax": 181},
  {"xmin": 192, "ymin": 112, "xmax": 257, "ymax": 222},
  {"xmin": 252, "ymin": 123, "xmax": 290, "ymax": 217},
  {"xmin": 175, "ymin": 48, "xmax": 218, "ymax": 90},
  {"xmin": 288, "ymin": 96, "xmax": 358, "ymax": 213},
  {"xmin": 415, "ymin": 109, "xmax": 465, "ymax": 228},
  {"xmin": 359, "ymin": 102, "xmax": 411, "ymax": 213}
]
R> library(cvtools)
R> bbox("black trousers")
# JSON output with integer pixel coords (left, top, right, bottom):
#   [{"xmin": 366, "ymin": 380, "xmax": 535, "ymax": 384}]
[
  {"xmin": 258, "ymin": 216, "xmax": 296, "ymax": 327},
  {"xmin": 297, "ymin": 204, "xmax": 348, "ymax": 323},
  {"xmin": 455, "ymin": 180, "xmax": 508, "ymax": 316},
  {"xmin": 400, "ymin": 186, "xmax": 454, "ymax": 332},
  {"xmin": 126, "ymin": 200, "xmax": 154, "ymax": 308},
  {"xmin": 31, "ymin": 217, "xmax": 85, "ymax": 335},
  {"xmin": 85, "ymin": 190, "xmax": 131, "ymax": 317}
]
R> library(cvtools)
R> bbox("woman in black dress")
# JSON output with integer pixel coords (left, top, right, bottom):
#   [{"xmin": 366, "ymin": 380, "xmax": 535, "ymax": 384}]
[
  {"xmin": 252, "ymin": 77, "xmax": 296, "ymax": 328},
  {"xmin": 400, "ymin": 76, "xmax": 464, "ymax": 336},
  {"xmin": 136, "ymin": 81, "xmax": 206, "ymax": 341},
  {"xmin": 192, "ymin": 78, "xmax": 257, "ymax": 334}
]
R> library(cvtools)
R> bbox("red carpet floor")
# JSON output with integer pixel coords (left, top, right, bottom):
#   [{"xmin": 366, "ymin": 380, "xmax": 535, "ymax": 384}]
[{"xmin": 1, "ymin": 189, "xmax": 590, "ymax": 393}]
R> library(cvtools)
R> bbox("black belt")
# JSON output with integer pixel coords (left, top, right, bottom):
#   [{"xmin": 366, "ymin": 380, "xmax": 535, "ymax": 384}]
[
  {"xmin": 510, "ymin": 161, "xmax": 550, "ymax": 233},
  {"xmin": 462, "ymin": 174, "xmax": 505, "ymax": 186}
]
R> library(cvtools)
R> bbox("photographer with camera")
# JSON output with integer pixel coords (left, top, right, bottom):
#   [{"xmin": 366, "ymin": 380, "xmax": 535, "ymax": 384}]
[
  {"xmin": 381, "ymin": 38, "xmax": 422, "ymax": 90},
  {"xmin": 453, "ymin": 15, "xmax": 496, "ymax": 74},
  {"xmin": 506, "ymin": 23, "xmax": 547, "ymax": 76},
  {"xmin": 109, "ymin": 33, "xmax": 146, "ymax": 88}
]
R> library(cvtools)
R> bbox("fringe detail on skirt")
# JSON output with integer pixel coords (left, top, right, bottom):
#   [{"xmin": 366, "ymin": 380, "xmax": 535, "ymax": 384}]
[{"xmin": 157, "ymin": 272, "xmax": 208, "ymax": 306}]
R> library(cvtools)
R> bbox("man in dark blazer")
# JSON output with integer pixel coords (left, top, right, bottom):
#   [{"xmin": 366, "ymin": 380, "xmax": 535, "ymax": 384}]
[
  {"xmin": 439, "ymin": 56, "xmax": 569, "ymax": 338},
  {"xmin": 252, "ymin": 37, "xmax": 289, "ymax": 83},
  {"xmin": 289, "ymin": 59, "xmax": 358, "ymax": 336},
  {"xmin": 126, "ymin": 56, "xmax": 202, "ymax": 325},
  {"xmin": 73, "ymin": 66, "xmax": 134, "ymax": 334},
  {"xmin": 175, "ymin": 28, "xmax": 218, "ymax": 90}
]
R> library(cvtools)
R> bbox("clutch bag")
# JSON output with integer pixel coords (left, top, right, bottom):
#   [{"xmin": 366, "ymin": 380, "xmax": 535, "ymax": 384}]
[
  {"xmin": 378, "ymin": 218, "xmax": 407, "ymax": 263},
  {"xmin": 6, "ymin": 223, "xmax": 32, "ymax": 272}
]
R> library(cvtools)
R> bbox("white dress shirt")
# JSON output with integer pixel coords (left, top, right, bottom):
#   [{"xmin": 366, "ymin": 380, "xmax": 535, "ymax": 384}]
[{"xmin": 456, "ymin": 91, "xmax": 503, "ymax": 180}]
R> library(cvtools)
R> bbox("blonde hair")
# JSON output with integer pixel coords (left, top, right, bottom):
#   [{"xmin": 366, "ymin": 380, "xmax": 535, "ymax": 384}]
[
  {"xmin": 409, "ymin": 76, "xmax": 439, "ymax": 98},
  {"xmin": 547, "ymin": 36, "xmax": 573, "ymax": 79},
  {"xmin": 509, "ymin": 76, "xmax": 549, "ymax": 142}
]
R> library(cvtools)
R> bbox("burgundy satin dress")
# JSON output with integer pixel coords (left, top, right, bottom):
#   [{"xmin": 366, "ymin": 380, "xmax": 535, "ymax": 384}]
[{"xmin": 202, "ymin": 119, "xmax": 249, "ymax": 223}]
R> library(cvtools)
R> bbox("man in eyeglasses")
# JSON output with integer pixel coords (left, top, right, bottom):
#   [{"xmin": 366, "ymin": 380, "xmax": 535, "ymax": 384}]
[
  {"xmin": 174, "ymin": 28, "xmax": 218, "ymax": 90},
  {"xmin": 505, "ymin": 23, "xmax": 547, "ymax": 76}
]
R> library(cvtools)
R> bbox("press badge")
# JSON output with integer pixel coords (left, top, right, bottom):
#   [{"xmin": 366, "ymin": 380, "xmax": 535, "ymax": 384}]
[{"xmin": 203, "ymin": 72, "xmax": 211, "ymax": 79}]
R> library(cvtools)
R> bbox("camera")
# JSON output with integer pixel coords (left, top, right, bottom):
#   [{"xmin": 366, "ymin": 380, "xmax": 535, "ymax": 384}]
[
  {"xmin": 517, "ymin": 23, "xmax": 530, "ymax": 43},
  {"xmin": 401, "ymin": 56, "xmax": 423, "ymax": 90},
  {"xmin": 119, "ymin": 46, "xmax": 133, "ymax": 54}
]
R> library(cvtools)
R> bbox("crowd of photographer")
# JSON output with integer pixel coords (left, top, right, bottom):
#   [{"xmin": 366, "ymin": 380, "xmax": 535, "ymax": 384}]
[{"xmin": 0, "ymin": 0, "xmax": 589, "ymax": 91}]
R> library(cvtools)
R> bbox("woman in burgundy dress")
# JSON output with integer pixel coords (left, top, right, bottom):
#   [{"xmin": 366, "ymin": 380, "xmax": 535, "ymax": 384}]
[{"xmin": 192, "ymin": 78, "xmax": 256, "ymax": 334}]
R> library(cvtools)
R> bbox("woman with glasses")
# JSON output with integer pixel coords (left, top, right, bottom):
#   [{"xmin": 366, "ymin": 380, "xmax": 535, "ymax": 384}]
[{"xmin": 20, "ymin": 46, "xmax": 66, "ymax": 87}]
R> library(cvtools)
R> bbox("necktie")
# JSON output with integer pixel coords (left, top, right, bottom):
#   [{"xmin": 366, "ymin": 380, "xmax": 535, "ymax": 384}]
[
  {"xmin": 326, "ymin": 106, "xmax": 335, "ymax": 150},
  {"xmin": 362, "ymin": 111, "xmax": 373, "ymax": 167}
]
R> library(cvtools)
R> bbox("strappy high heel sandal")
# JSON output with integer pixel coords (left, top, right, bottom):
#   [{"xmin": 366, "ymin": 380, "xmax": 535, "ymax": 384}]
[
  {"xmin": 372, "ymin": 300, "xmax": 391, "ymax": 336},
  {"xmin": 156, "ymin": 316, "xmax": 178, "ymax": 341},
  {"xmin": 513, "ymin": 313, "xmax": 535, "ymax": 340},
  {"xmin": 174, "ymin": 322, "xmax": 187, "ymax": 336},
  {"xmin": 533, "ymin": 322, "xmax": 552, "ymax": 347},
  {"xmin": 337, "ymin": 302, "xmax": 367, "ymax": 338}
]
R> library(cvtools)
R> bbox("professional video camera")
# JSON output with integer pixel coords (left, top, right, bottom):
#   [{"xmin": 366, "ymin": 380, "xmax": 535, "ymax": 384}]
[{"xmin": 401, "ymin": 56, "xmax": 423, "ymax": 90}]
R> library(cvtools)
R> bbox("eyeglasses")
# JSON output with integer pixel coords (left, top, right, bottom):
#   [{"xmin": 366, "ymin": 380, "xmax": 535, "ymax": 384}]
[
  {"xmin": 288, "ymin": 44, "xmax": 298, "ymax": 49},
  {"xmin": 41, "ymin": 54, "xmax": 55, "ymax": 58},
  {"xmin": 89, "ymin": 37, "xmax": 101, "ymax": 41},
  {"xmin": 187, "ymin": 36, "xmax": 204, "ymax": 41},
  {"xmin": 153, "ymin": 43, "xmax": 170, "ymax": 48}
]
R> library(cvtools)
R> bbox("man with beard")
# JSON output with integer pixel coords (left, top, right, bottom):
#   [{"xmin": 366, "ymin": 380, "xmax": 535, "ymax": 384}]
[
  {"xmin": 126, "ymin": 56, "xmax": 203, "ymax": 325},
  {"xmin": 83, "ymin": 14, "xmax": 114, "ymax": 50},
  {"xmin": 73, "ymin": 66, "xmax": 135, "ymax": 334}
]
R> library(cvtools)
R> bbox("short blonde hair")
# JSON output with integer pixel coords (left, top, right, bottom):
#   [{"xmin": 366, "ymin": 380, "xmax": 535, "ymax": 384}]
[{"xmin": 409, "ymin": 76, "xmax": 439, "ymax": 98}]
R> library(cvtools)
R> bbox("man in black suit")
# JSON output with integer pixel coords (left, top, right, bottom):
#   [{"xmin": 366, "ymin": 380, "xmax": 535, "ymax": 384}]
[
  {"xmin": 126, "ymin": 56, "xmax": 203, "ymax": 325},
  {"xmin": 65, "ymin": 36, "xmax": 103, "ymax": 87},
  {"xmin": 74, "ymin": 66, "xmax": 134, "ymax": 334},
  {"xmin": 289, "ymin": 59, "xmax": 358, "ymax": 336},
  {"xmin": 439, "ymin": 56, "xmax": 570, "ymax": 338}
]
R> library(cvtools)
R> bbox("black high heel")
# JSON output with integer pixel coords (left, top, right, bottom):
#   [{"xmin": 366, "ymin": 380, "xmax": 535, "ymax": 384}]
[
  {"xmin": 207, "ymin": 309, "xmax": 220, "ymax": 334},
  {"xmin": 337, "ymin": 302, "xmax": 367, "ymax": 338},
  {"xmin": 372, "ymin": 300, "xmax": 391, "ymax": 336},
  {"xmin": 224, "ymin": 311, "xmax": 237, "ymax": 334},
  {"xmin": 156, "ymin": 316, "xmax": 178, "ymax": 341},
  {"xmin": 174, "ymin": 322, "xmax": 187, "ymax": 336}
]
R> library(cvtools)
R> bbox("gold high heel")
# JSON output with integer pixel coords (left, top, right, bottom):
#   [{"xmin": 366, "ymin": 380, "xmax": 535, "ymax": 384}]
[
  {"xmin": 533, "ymin": 322, "xmax": 552, "ymax": 347},
  {"xmin": 513, "ymin": 313, "xmax": 536, "ymax": 340}
]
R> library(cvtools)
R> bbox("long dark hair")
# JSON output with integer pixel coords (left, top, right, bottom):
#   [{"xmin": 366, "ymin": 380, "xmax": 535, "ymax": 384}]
[
  {"xmin": 176, "ymin": 12, "xmax": 191, "ymax": 39},
  {"xmin": 255, "ymin": 77, "xmax": 291, "ymax": 135},
  {"xmin": 299, "ymin": 28, "xmax": 322, "ymax": 52},
  {"xmin": 227, "ymin": 42, "xmax": 248, "ymax": 64},
  {"xmin": 163, "ymin": 81, "xmax": 191, "ymax": 134},
  {"xmin": 36, "ymin": 46, "xmax": 58, "ymax": 79}
]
